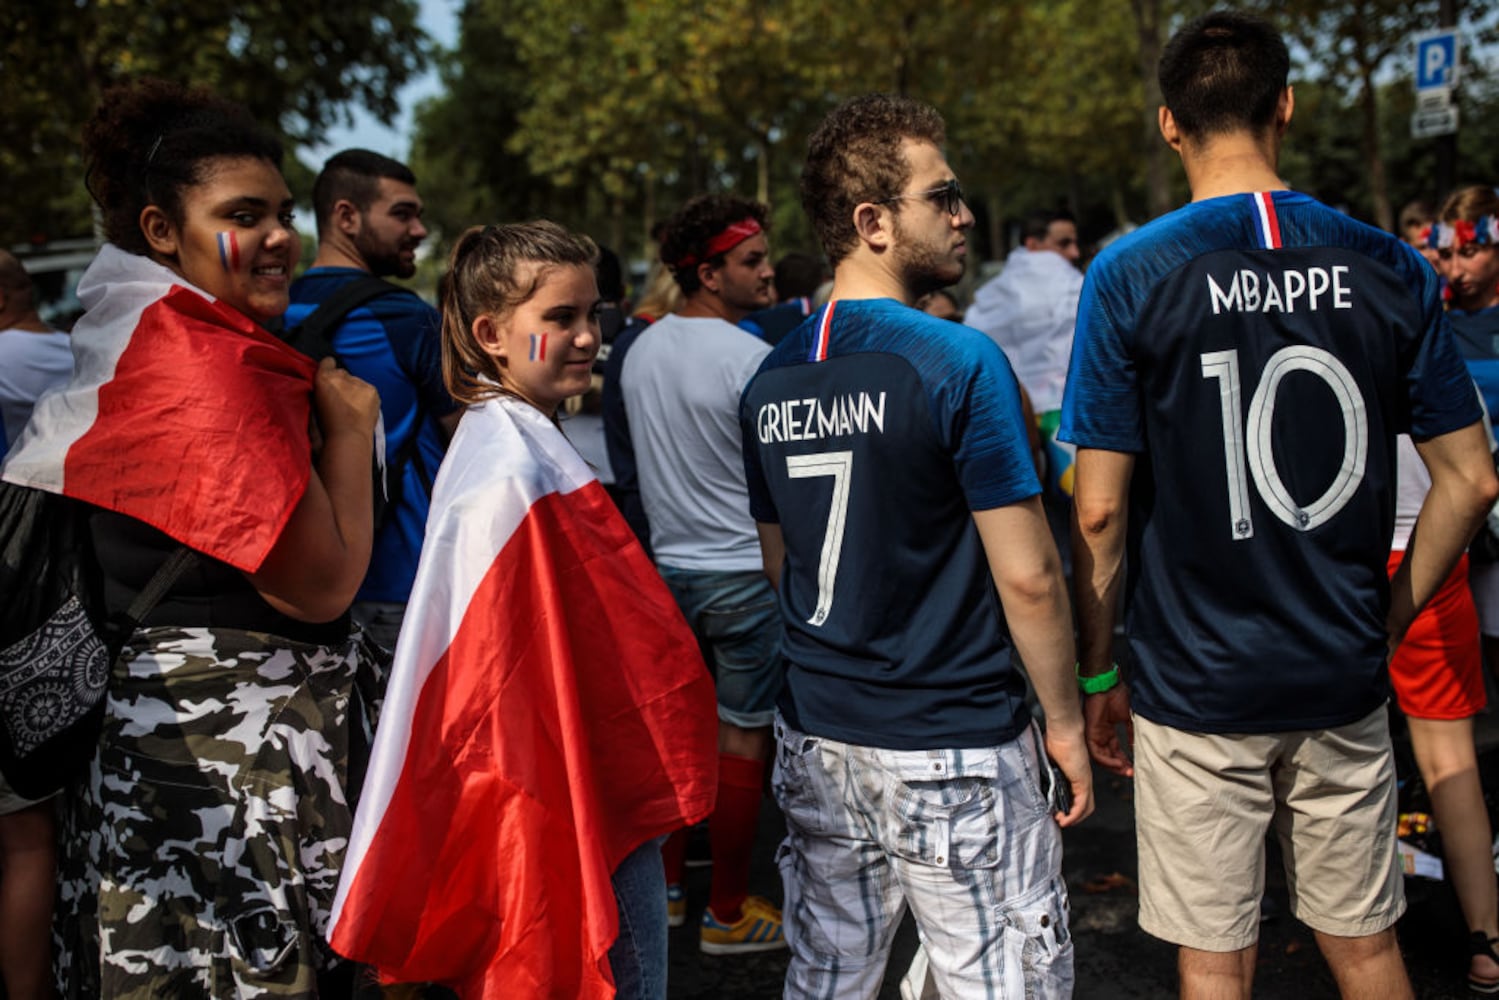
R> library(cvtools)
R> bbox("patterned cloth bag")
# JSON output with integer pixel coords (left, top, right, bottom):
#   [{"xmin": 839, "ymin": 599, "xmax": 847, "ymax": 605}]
[{"xmin": 0, "ymin": 481, "xmax": 189, "ymax": 800}]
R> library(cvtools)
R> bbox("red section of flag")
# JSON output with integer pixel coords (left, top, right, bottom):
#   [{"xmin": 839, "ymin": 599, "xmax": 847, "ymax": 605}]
[
  {"xmin": 61, "ymin": 286, "xmax": 316, "ymax": 572},
  {"xmin": 330, "ymin": 480, "xmax": 717, "ymax": 997}
]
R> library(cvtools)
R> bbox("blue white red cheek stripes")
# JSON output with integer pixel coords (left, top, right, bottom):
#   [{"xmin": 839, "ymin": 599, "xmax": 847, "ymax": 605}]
[
  {"xmin": 216, "ymin": 232, "xmax": 240, "ymax": 272},
  {"xmin": 529, "ymin": 333, "xmax": 547, "ymax": 361},
  {"xmin": 1251, "ymin": 192, "xmax": 1283, "ymax": 250},
  {"xmin": 808, "ymin": 301, "xmax": 836, "ymax": 362}
]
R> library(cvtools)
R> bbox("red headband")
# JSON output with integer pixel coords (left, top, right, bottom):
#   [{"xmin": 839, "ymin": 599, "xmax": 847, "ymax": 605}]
[{"xmin": 673, "ymin": 218, "xmax": 762, "ymax": 270}]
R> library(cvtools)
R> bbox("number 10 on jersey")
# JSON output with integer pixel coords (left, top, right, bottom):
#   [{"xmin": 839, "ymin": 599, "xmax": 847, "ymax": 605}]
[{"xmin": 1200, "ymin": 345, "xmax": 1368, "ymax": 540}]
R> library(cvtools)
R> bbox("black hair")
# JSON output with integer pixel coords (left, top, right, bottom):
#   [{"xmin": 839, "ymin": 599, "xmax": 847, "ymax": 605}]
[
  {"xmin": 659, "ymin": 195, "xmax": 770, "ymax": 296},
  {"xmin": 1021, "ymin": 208, "xmax": 1076, "ymax": 243},
  {"xmin": 1159, "ymin": 10, "xmax": 1290, "ymax": 139},
  {"xmin": 773, "ymin": 252, "xmax": 824, "ymax": 301},
  {"xmin": 312, "ymin": 148, "xmax": 418, "ymax": 237},
  {"xmin": 83, "ymin": 78, "xmax": 283, "ymax": 257},
  {"xmin": 594, "ymin": 244, "xmax": 626, "ymax": 303}
]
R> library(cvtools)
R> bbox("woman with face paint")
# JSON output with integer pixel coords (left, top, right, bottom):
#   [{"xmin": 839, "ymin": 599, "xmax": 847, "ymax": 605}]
[
  {"xmin": 2, "ymin": 79, "xmax": 382, "ymax": 996},
  {"xmin": 324, "ymin": 223, "xmax": 716, "ymax": 998}
]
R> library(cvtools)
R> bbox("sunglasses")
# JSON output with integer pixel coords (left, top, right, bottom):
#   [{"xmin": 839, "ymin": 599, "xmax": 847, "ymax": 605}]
[{"xmin": 879, "ymin": 179, "xmax": 967, "ymax": 218}]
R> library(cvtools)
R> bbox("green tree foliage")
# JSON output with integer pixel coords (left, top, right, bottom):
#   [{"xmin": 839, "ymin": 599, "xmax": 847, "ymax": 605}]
[
  {"xmin": 1251, "ymin": 0, "xmax": 1498, "ymax": 231},
  {"xmin": 0, "ymin": 0, "xmax": 429, "ymax": 246},
  {"xmin": 411, "ymin": 0, "xmax": 1499, "ymax": 270}
]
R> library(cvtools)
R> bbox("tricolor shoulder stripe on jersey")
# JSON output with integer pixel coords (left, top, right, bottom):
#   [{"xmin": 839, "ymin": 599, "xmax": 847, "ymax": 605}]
[
  {"xmin": 1251, "ymin": 192, "xmax": 1283, "ymax": 250},
  {"xmin": 808, "ymin": 301, "xmax": 836, "ymax": 362}
]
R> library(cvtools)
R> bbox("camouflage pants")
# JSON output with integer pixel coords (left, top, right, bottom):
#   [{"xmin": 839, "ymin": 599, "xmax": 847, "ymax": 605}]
[{"xmin": 55, "ymin": 626, "xmax": 377, "ymax": 999}]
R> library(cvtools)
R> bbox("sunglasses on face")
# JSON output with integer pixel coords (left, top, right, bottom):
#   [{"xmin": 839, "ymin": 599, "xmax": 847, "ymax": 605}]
[{"xmin": 879, "ymin": 179, "xmax": 967, "ymax": 218}]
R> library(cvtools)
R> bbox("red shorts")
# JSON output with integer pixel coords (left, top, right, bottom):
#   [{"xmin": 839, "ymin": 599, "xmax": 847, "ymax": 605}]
[{"xmin": 1387, "ymin": 551, "xmax": 1486, "ymax": 719}]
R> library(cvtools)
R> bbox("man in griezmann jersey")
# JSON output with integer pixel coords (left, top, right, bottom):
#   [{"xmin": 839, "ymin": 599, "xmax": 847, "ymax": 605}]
[
  {"xmin": 1062, "ymin": 12, "xmax": 1499, "ymax": 998},
  {"xmin": 741, "ymin": 93, "xmax": 1092, "ymax": 999}
]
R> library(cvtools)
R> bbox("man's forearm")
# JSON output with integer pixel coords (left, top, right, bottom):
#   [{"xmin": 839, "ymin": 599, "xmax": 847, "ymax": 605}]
[{"xmin": 1071, "ymin": 449, "xmax": 1133, "ymax": 676}]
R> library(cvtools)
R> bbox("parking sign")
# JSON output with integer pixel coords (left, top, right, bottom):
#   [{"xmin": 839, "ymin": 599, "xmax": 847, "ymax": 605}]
[{"xmin": 1415, "ymin": 29, "xmax": 1460, "ymax": 92}]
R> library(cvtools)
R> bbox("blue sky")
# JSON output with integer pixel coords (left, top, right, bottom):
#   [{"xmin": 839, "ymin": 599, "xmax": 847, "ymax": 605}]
[{"xmin": 303, "ymin": 0, "xmax": 460, "ymax": 166}]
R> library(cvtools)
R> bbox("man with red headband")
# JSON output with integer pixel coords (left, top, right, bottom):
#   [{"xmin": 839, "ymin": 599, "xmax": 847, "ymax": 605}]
[{"xmin": 619, "ymin": 194, "xmax": 784, "ymax": 955}]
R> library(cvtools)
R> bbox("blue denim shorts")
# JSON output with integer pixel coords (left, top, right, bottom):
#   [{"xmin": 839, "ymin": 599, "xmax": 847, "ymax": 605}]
[{"xmin": 656, "ymin": 566, "xmax": 783, "ymax": 729}]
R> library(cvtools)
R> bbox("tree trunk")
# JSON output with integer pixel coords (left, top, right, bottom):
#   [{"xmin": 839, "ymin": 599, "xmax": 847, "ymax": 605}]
[
  {"xmin": 1131, "ymin": 0, "xmax": 1171, "ymax": 218},
  {"xmin": 755, "ymin": 134, "xmax": 770, "ymax": 206},
  {"xmin": 987, "ymin": 192, "xmax": 1004, "ymax": 264},
  {"xmin": 1358, "ymin": 61, "xmax": 1393, "ymax": 232}
]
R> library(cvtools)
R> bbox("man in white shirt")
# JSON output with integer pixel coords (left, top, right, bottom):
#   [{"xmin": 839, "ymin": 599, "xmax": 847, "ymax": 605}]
[
  {"xmin": 965, "ymin": 209, "xmax": 1082, "ymax": 498},
  {"xmin": 0, "ymin": 250, "xmax": 73, "ymax": 454},
  {"xmin": 620, "ymin": 194, "xmax": 786, "ymax": 955}
]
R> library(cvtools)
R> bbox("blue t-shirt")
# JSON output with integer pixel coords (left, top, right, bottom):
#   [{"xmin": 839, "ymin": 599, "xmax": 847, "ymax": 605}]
[
  {"xmin": 286, "ymin": 267, "xmax": 458, "ymax": 603},
  {"xmin": 1061, "ymin": 190, "xmax": 1481, "ymax": 734},
  {"xmin": 1448, "ymin": 305, "xmax": 1499, "ymax": 421},
  {"xmin": 740, "ymin": 298, "xmax": 1041, "ymax": 750}
]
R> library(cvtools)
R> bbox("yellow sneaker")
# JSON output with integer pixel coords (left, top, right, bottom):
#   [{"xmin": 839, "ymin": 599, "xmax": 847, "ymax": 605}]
[
  {"xmin": 667, "ymin": 884, "xmax": 686, "ymax": 928},
  {"xmin": 698, "ymin": 895, "xmax": 786, "ymax": 955}
]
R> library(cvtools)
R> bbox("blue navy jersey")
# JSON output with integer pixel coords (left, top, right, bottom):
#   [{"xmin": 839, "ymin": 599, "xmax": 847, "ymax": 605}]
[
  {"xmin": 1061, "ymin": 190, "xmax": 1481, "ymax": 734},
  {"xmin": 1448, "ymin": 306, "xmax": 1499, "ymax": 421},
  {"xmin": 740, "ymin": 298, "xmax": 1041, "ymax": 750},
  {"xmin": 287, "ymin": 267, "xmax": 458, "ymax": 603}
]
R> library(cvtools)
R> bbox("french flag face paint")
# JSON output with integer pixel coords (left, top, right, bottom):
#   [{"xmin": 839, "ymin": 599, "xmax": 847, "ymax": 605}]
[
  {"xmin": 808, "ymin": 301, "xmax": 836, "ymax": 363},
  {"xmin": 1250, "ymin": 192, "xmax": 1283, "ymax": 250},
  {"xmin": 529, "ymin": 332, "xmax": 547, "ymax": 362},
  {"xmin": 217, "ymin": 231, "xmax": 241, "ymax": 272}
]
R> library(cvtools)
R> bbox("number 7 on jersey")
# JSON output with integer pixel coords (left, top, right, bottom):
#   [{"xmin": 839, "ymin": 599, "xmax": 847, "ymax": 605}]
[{"xmin": 786, "ymin": 451, "xmax": 854, "ymax": 626}]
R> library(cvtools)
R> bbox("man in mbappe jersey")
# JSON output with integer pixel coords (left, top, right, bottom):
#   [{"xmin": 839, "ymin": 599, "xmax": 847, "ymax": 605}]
[
  {"xmin": 741, "ymin": 93, "xmax": 1092, "ymax": 998},
  {"xmin": 1062, "ymin": 12, "xmax": 1499, "ymax": 999}
]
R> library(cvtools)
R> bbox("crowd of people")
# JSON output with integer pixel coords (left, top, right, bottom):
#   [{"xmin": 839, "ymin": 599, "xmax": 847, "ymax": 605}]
[{"xmin": 6, "ymin": 8, "xmax": 1499, "ymax": 1000}]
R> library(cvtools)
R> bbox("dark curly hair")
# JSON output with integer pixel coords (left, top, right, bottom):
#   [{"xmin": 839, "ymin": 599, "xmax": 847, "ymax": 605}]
[
  {"xmin": 659, "ymin": 195, "xmax": 770, "ymax": 296},
  {"xmin": 1159, "ymin": 11, "xmax": 1290, "ymax": 140},
  {"xmin": 83, "ymin": 78, "xmax": 283, "ymax": 256},
  {"xmin": 801, "ymin": 94, "xmax": 946, "ymax": 266},
  {"xmin": 440, "ymin": 221, "xmax": 598, "ymax": 406}
]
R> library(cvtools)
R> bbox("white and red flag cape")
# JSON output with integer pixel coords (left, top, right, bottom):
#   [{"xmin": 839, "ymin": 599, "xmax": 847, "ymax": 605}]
[
  {"xmin": 1, "ymin": 245, "xmax": 317, "ymax": 571},
  {"xmin": 329, "ymin": 394, "xmax": 718, "ymax": 997}
]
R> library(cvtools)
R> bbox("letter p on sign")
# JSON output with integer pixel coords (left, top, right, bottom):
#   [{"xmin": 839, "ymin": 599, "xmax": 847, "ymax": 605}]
[{"xmin": 1416, "ymin": 31, "xmax": 1459, "ymax": 91}]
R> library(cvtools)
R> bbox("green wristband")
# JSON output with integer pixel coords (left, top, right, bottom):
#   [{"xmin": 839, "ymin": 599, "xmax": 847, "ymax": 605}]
[{"xmin": 1077, "ymin": 663, "xmax": 1121, "ymax": 695}]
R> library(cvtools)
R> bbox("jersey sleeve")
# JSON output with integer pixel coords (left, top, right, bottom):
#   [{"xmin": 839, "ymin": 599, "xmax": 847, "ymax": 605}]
[
  {"xmin": 1059, "ymin": 256, "xmax": 1144, "ymax": 452},
  {"xmin": 935, "ymin": 338, "xmax": 1041, "ymax": 511},
  {"xmin": 1403, "ymin": 264, "xmax": 1484, "ymax": 438}
]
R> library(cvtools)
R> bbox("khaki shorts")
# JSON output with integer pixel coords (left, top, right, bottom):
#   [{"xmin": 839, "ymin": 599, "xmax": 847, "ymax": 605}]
[{"xmin": 1133, "ymin": 706, "xmax": 1404, "ymax": 952}]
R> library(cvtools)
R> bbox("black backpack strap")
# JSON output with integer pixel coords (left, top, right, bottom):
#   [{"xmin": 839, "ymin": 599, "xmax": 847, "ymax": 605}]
[
  {"xmin": 105, "ymin": 546, "xmax": 199, "ymax": 647},
  {"xmin": 284, "ymin": 275, "xmax": 400, "ymax": 362},
  {"xmin": 285, "ymin": 275, "xmax": 439, "ymax": 529}
]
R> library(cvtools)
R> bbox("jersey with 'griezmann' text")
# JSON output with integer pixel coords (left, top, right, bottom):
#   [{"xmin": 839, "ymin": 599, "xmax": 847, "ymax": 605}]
[
  {"xmin": 741, "ymin": 298, "xmax": 1040, "ymax": 750},
  {"xmin": 1061, "ymin": 190, "xmax": 1481, "ymax": 734}
]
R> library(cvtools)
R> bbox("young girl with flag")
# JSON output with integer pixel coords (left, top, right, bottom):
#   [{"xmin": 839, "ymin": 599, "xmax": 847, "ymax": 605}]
[
  {"xmin": 3, "ymin": 79, "xmax": 383, "ymax": 996},
  {"xmin": 327, "ymin": 222, "xmax": 718, "ymax": 999}
]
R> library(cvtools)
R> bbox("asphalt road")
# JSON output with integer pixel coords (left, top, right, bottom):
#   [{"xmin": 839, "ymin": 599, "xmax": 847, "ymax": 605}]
[{"xmin": 665, "ymin": 729, "xmax": 1498, "ymax": 999}]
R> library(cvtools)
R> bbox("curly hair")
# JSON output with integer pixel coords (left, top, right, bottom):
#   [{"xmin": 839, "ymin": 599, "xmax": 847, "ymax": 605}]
[
  {"xmin": 659, "ymin": 195, "xmax": 770, "ymax": 296},
  {"xmin": 1159, "ymin": 11, "xmax": 1290, "ymax": 140},
  {"xmin": 441, "ymin": 221, "xmax": 598, "ymax": 406},
  {"xmin": 83, "ymin": 78, "xmax": 283, "ymax": 257},
  {"xmin": 1439, "ymin": 185, "xmax": 1499, "ymax": 225},
  {"xmin": 800, "ymin": 94, "xmax": 946, "ymax": 266}
]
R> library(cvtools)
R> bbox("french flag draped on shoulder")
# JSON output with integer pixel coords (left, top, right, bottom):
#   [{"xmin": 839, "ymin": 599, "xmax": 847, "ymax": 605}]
[
  {"xmin": 0, "ymin": 245, "xmax": 316, "ymax": 572},
  {"xmin": 329, "ymin": 394, "xmax": 717, "ymax": 998}
]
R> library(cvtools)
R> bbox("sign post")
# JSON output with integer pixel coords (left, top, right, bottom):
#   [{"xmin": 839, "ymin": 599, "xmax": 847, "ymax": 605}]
[{"xmin": 1412, "ymin": 29, "xmax": 1460, "ymax": 141}]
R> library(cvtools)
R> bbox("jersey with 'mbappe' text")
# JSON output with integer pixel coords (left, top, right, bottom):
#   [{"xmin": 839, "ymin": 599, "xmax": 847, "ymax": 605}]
[
  {"xmin": 741, "ymin": 298, "xmax": 1040, "ymax": 750},
  {"xmin": 1061, "ymin": 190, "xmax": 1481, "ymax": 734}
]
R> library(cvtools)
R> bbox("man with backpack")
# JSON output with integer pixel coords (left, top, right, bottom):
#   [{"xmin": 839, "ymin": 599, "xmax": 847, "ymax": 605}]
[{"xmin": 285, "ymin": 149, "xmax": 460, "ymax": 650}]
